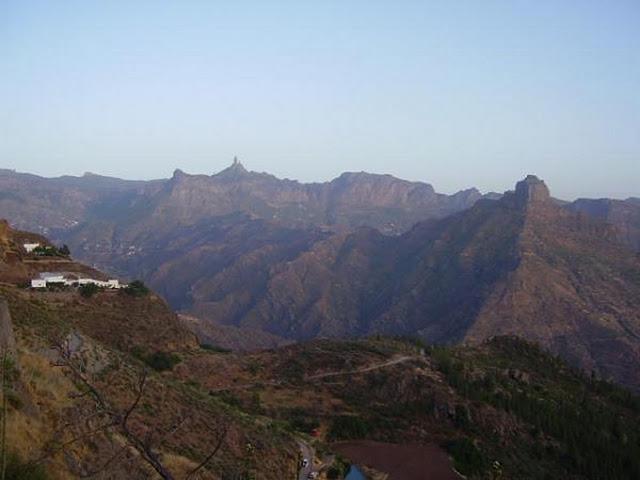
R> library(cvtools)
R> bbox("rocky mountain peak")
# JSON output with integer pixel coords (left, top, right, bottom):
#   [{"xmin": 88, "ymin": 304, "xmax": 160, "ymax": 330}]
[
  {"xmin": 215, "ymin": 157, "xmax": 249, "ymax": 180},
  {"xmin": 172, "ymin": 168, "xmax": 187, "ymax": 179},
  {"xmin": 515, "ymin": 175, "xmax": 551, "ymax": 206}
]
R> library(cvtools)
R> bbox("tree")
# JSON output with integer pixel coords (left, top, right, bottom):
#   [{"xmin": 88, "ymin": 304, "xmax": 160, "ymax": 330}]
[
  {"xmin": 29, "ymin": 339, "xmax": 228, "ymax": 479},
  {"xmin": 123, "ymin": 280, "xmax": 149, "ymax": 297},
  {"xmin": 58, "ymin": 245, "xmax": 70, "ymax": 256},
  {"xmin": 78, "ymin": 283, "xmax": 99, "ymax": 298}
]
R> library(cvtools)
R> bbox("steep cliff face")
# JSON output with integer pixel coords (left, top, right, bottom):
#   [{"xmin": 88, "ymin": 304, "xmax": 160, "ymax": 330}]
[{"xmin": 465, "ymin": 179, "xmax": 640, "ymax": 386}]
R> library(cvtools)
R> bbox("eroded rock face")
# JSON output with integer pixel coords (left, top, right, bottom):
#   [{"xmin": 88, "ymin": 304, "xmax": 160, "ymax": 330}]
[{"xmin": 515, "ymin": 175, "xmax": 551, "ymax": 206}]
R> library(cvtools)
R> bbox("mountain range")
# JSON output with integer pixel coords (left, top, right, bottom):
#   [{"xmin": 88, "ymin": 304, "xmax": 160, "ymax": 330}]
[
  {"xmin": 0, "ymin": 195, "xmax": 640, "ymax": 478},
  {"xmin": 1, "ymin": 164, "xmax": 639, "ymax": 390},
  {"xmin": 2, "ymin": 222, "xmax": 640, "ymax": 478}
]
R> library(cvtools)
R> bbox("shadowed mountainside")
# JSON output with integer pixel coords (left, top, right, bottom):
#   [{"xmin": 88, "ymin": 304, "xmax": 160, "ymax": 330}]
[{"xmin": 182, "ymin": 176, "xmax": 640, "ymax": 389}]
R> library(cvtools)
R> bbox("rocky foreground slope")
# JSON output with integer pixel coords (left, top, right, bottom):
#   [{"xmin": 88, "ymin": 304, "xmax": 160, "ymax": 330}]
[{"xmin": 0, "ymin": 221, "xmax": 297, "ymax": 479}]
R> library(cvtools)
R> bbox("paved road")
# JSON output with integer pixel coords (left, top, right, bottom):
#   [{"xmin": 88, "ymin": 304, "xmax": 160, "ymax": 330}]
[{"xmin": 297, "ymin": 439, "xmax": 315, "ymax": 480}]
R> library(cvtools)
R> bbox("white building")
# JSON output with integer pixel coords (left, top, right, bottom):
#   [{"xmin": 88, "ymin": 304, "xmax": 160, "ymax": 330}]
[
  {"xmin": 30, "ymin": 272, "xmax": 123, "ymax": 290},
  {"xmin": 40, "ymin": 272, "xmax": 65, "ymax": 284},
  {"xmin": 31, "ymin": 279, "xmax": 47, "ymax": 288},
  {"xmin": 77, "ymin": 277, "xmax": 121, "ymax": 289},
  {"xmin": 23, "ymin": 243, "xmax": 40, "ymax": 253}
]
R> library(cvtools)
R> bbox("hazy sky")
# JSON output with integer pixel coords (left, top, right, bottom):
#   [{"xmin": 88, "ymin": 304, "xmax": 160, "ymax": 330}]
[{"xmin": 1, "ymin": 1, "xmax": 638, "ymax": 199}]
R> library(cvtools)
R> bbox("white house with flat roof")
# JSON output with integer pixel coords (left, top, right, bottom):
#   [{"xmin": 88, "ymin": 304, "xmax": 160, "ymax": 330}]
[
  {"xmin": 30, "ymin": 279, "xmax": 47, "ymax": 288},
  {"xmin": 40, "ymin": 272, "xmax": 65, "ymax": 284},
  {"xmin": 30, "ymin": 272, "xmax": 123, "ymax": 289},
  {"xmin": 23, "ymin": 243, "xmax": 40, "ymax": 253}
]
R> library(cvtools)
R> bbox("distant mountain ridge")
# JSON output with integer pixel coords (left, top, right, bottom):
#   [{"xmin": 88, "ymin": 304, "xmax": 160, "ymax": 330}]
[{"xmin": 0, "ymin": 162, "xmax": 488, "ymax": 238}]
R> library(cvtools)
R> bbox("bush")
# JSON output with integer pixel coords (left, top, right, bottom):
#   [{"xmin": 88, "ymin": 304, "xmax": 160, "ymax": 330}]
[
  {"xmin": 284, "ymin": 407, "xmax": 319, "ymax": 434},
  {"xmin": 123, "ymin": 280, "xmax": 150, "ymax": 297},
  {"xmin": 200, "ymin": 343, "xmax": 231, "ymax": 353},
  {"xmin": 5, "ymin": 452, "xmax": 49, "ymax": 480},
  {"xmin": 328, "ymin": 415, "xmax": 371, "ymax": 440},
  {"xmin": 445, "ymin": 438, "xmax": 486, "ymax": 476},
  {"xmin": 144, "ymin": 351, "xmax": 181, "ymax": 371},
  {"xmin": 78, "ymin": 283, "xmax": 100, "ymax": 298},
  {"xmin": 327, "ymin": 456, "xmax": 351, "ymax": 479}
]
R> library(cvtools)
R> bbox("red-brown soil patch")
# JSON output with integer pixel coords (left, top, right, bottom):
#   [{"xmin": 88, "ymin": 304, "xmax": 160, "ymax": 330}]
[{"xmin": 333, "ymin": 441, "xmax": 461, "ymax": 480}]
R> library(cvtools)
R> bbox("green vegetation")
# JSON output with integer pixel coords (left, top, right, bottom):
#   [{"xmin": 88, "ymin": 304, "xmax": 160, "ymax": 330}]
[
  {"xmin": 328, "ymin": 415, "xmax": 371, "ymax": 441},
  {"xmin": 199, "ymin": 343, "xmax": 231, "ymax": 354},
  {"xmin": 326, "ymin": 457, "xmax": 350, "ymax": 479},
  {"xmin": 281, "ymin": 407, "xmax": 319, "ymax": 434},
  {"xmin": 123, "ymin": 280, "xmax": 149, "ymax": 297},
  {"xmin": 144, "ymin": 351, "xmax": 181, "ymax": 372},
  {"xmin": 444, "ymin": 438, "xmax": 487, "ymax": 476},
  {"xmin": 78, "ymin": 283, "xmax": 100, "ymax": 298},
  {"xmin": 431, "ymin": 337, "xmax": 640, "ymax": 480},
  {"xmin": 31, "ymin": 245, "xmax": 68, "ymax": 257},
  {"xmin": 4, "ymin": 452, "xmax": 49, "ymax": 480}
]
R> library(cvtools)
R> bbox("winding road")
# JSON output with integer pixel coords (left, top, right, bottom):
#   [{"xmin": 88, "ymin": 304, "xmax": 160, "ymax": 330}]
[
  {"xmin": 210, "ymin": 354, "xmax": 416, "ymax": 394},
  {"xmin": 303, "ymin": 355, "xmax": 414, "ymax": 381},
  {"xmin": 297, "ymin": 440, "xmax": 315, "ymax": 480}
]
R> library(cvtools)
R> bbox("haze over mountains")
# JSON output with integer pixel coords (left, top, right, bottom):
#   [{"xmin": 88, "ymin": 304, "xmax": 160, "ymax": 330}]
[{"xmin": 1, "ymin": 163, "xmax": 639, "ymax": 389}]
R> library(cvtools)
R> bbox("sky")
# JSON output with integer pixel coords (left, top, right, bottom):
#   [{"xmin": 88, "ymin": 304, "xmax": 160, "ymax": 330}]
[{"xmin": 1, "ymin": 1, "xmax": 638, "ymax": 200}]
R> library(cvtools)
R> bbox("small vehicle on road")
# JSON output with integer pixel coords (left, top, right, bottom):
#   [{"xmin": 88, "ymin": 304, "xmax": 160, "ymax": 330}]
[
  {"xmin": 307, "ymin": 473, "xmax": 317, "ymax": 479},
  {"xmin": 301, "ymin": 458, "xmax": 309, "ymax": 468}
]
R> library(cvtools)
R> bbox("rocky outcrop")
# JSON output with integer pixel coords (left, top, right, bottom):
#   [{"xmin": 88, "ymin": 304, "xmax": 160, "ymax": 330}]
[{"xmin": 514, "ymin": 175, "xmax": 551, "ymax": 206}]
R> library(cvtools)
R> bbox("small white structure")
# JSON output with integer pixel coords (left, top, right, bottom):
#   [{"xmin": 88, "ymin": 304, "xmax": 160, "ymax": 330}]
[
  {"xmin": 77, "ymin": 277, "xmax": 121, "ymax": 289},
  {"xmin": 23, "ymin": 243, "xmax": 40, "ymax": 253},
  {"xmin": 30, "ymin": 272, "xmax": 123, "ymax": 290},
  {"xmin": 40, "ymin": 272, "xmax": 65, "ymax": 284},
  {"xmin": 31, "ymin": 279, "xmax": 47, "ymax": 288}
]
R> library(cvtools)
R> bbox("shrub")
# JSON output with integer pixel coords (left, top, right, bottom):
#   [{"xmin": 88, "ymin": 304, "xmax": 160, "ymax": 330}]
[
  {"xmin": 328, "ymin": 415, "xmax": 371, "ymax": 440},
  {"xmin": 144, "ymin": 351, "xmax": 181, "ymax": 371},
  {"xmin": 123, "ymin": 280, "xmax": 150, "ymax": 297},
  {"xmin": 284, "ymin": 408, "xmax": 319, "ymax": 434},
  {"xmin": 78, "ymin": 283, "xmax": 100, "ymax": 298},
  {"xmin": 445, "ymin": 438, "xmax": 487, "ymax": 476},
  {"xmin": 327, "ymin": 456, "xmax": 350, "ymax": 479},
  {"xmin": 5, "ymin": 452, "xmax": 49, "ymax": 480},
  {"xmin": 200, "ymin": 343, "xmax": 231, "ymax": 353}
]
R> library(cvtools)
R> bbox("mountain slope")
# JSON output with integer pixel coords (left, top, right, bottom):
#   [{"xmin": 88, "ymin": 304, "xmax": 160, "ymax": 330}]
[
  {"xmin": 2, "ymin": 222, "xmax": 640, "ymax": 478},
  {"xmin": 569, "ymin": 197, "xmax": 640, "ymax": 251},
  {"xmin": 193, "ymin": 336, "xmax": 640, "ymax": 480},
  {"xmin": 189, "ymin": 176, "xmax": 640, "ymax": 388},
  {"xmin": 0, "ymin": 222, "xmax": 298, "ymax": 479}
]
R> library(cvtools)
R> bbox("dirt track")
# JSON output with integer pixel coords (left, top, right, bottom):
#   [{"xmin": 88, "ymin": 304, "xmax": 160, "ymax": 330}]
[{"xmin": 304, "ymin": 355, "xmax": 413, "ymax": 380}]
